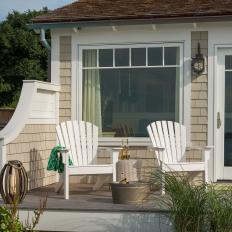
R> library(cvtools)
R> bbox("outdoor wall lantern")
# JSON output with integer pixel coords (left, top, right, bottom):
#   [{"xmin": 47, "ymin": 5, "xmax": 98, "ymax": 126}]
[{"xmin": 192, "ymin": 42, "xmax": 205, "ymax": 74}]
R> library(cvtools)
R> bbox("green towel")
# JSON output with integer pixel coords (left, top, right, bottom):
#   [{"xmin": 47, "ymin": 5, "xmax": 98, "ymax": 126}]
[{"xmin": 47, "ymin": 145, "xmax": 73, "ymax": 173}]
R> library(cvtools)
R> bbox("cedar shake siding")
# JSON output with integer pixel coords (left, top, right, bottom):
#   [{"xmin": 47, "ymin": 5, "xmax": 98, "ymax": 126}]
[
  {"xmin": 189, "ymin": 31, "xmax": 208, "ymax": 162},
  {"xmin": 6, "ymin": 124, "xmax": 57, "ymax": 190},
  {"xmin": 191, "ymin": 31, "xmax": 208, "ymax": 148},
  {"xmin": 1, "ymin": 81, "xmax": 60, "ymax": 190},
  {"xmin": 59, "ymin": 36, "xmax": 72, "ymax": 123},
  {"xmin": 32, "ymin": 0, "xmax": 232, "ymax": 24}
]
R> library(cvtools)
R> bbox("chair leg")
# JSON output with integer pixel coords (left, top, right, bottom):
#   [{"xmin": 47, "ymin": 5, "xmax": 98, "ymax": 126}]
[
  {"xmin": 64, "ymin": 166, "xmax": 69, "ymax": 200},
  {"xmin": 112, "ymin": 149, "xmax": 119, "ymax": 182},
  {"xmin": 204, "ymin": 150, "xmax": 210, "ymax": 183},
  {"xmin": 113, "ymin": 169, "xmax": 116, "ymax": 182},
  {"xmin": 161, "ymin": 171, "xmax": 165, "ymax": 195},
  {"xmin": 55, "ymin": 173, "xmax": 64, "ymax": 193}
]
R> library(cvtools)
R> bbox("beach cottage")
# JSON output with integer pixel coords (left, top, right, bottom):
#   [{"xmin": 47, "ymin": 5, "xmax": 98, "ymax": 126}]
[{"xmin": 1, "ymin": 0, "xmax": 232, "ymax": 190}]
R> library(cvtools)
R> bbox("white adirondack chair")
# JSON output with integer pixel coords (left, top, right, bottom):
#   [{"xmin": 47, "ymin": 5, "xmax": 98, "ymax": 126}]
[
  {"xmin": 56, "ymin": 120, "xmax": 120, "ymax": 199},
  {"xmin": 147, "ymin": 121, "xmax": 213, "ymax": 194}
]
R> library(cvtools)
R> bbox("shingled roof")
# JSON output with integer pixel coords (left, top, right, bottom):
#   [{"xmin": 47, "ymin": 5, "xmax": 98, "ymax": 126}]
[{"xmin": 32, "ymin": 0, "xmax": 232, "ymax": 24}]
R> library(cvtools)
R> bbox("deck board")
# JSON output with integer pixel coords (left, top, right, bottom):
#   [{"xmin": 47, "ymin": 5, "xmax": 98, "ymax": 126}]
[{"xmin": 2, "ymin": 183, "xmax": 169, "ymax": 212}]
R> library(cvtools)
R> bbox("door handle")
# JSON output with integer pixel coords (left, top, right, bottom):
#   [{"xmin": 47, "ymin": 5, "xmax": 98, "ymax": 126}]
[{"xmin": 217, "ymin": 112, "xmax": 222, "ymax": 129}]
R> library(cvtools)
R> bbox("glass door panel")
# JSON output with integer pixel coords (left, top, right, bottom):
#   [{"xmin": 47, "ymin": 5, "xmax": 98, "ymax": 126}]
[
  {"xmin": 224, "ymin": 56, "xmax": 232, "ymax": 167},
  {"xmin": 216, "ymin": 49, "xmax": 232, "ymax": 180}
]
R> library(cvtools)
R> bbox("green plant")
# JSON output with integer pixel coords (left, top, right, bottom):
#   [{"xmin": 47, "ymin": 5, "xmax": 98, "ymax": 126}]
[
  {"xmin": 0, "ymin": 205, "xmax": 23, "ymax": 231},
  {"xmin": 152, "ymin": 170, "xmax": 232, "ymax": 232},
  {"xmin": 0, "ymin": 9, "xmax": 49, "ymax": 107},
  {"xmin": 206, "ymin": 185, "xmax": 232, "ymax": 232},
  {"xmin": 0, "ymin": 195, "xmax": 47, "ymax": 232},
  {"xmin": 24, "ymin": 197, "xmax": 47, "ymax": 231},
  {"xmin": 159, "ymin": 171, "xmax": 207, "ymax": 232}
]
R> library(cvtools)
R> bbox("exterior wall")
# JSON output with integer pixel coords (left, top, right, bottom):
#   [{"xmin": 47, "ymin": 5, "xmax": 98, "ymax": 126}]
[
  {"xmin": 54, "ymin": 22, "xmax": 232, "ymax": 182},
  {"xmin": 189, "ymin": 31, "xmax": 208, "ymax": 162},
  {"xmin": 59, "ymin": 36, "xmax": 72, "ymax": 123},
  {"xmin": 191, "ymin": 31, "xmax": 208, "ymax": 147},
  {"xmin": 64, "ymin": 25, "xmax": 191, "ymax": 133},
  {"xmin": 187, "ymin": 31, "xmax": 208, "ymax": 161},
  {"xmin": 56, "ymin": 26, "xmax": 207, "ymax": 184},
  {"xmin": 6, "ymin": 124, "xmax": 56, "ymax": 189},
  {"xmin": 0, "ymin": 81, "xmax": 60, "ymax": 189}
]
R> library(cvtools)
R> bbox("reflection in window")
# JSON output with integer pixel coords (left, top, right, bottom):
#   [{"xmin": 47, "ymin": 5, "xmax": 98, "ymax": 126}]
[
  {"xmin": 99, "ymin": 49, "xmax": 113, "ymax": 67},
  {"xmin": 131, "ymin": 48, "xmax": 146, "ymax": 66},
  {"xmin": 115, "ymin": 49, "xmax": 129, "ymax": 66},
  {"xmin": 224, "ymin": 71, "xmax": 232, "ymax": 166},
  {"xmin": 225, "ymin": 55, "xmax": 232, "ymax": 70},
  {"xmin": 148, "ymin": 47, "xmax": 163, "ymax": 66},
  {"xmin": 164, "ymin": 47, "xmax": 180, "ymax": 65}
]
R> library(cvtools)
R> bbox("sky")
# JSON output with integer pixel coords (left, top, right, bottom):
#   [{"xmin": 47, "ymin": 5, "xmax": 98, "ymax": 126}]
[{"xmin": 0, "ymin": 0, "xmax": 77, "ymax": 21}]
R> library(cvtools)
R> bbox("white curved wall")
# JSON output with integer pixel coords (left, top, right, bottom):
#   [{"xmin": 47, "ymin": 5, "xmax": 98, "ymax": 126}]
[{"xmin": 0, "ymin": 80, "xmax": 60, "ymax": 189}]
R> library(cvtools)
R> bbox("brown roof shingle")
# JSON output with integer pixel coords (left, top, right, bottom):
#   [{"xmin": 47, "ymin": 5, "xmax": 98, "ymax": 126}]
[{"xmin": 32, "ymin": 0, "xmax": 232, "ymax": 24}]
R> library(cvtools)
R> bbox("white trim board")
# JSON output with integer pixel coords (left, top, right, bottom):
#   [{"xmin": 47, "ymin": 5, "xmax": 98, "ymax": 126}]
[
  {"xmin": 214, "ymin": 46, "xmax": 232, "ymax": 180},
  {"xmin": 75, "ymin": 42, "xmax": 185, "ymax": 145}
]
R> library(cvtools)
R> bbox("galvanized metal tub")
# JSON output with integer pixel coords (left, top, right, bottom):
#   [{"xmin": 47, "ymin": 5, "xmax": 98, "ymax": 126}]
[{"xmin": 110, "ymin": 182, "xmax": 150, "ymax": 204}]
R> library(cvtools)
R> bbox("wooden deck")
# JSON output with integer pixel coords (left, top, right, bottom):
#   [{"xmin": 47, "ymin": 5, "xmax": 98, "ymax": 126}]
[
  {"xmin": 16, "ymin": 183, "xmax": 168, "ymax": 212},
  {"xmin": 0, "ymin": 183, "xmax": 172, "ymax": 231}
]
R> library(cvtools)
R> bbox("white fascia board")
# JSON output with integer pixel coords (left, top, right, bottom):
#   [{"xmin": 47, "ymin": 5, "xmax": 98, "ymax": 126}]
[{"xmin": 23, "ymin": 80, "xmax": 60, "ymax": 92}]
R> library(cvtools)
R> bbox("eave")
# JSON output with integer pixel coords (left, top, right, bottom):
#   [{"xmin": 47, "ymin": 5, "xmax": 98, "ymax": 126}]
[{"xmin": 28, "ymin": 15, "xmax": 232, "ymax": 30}]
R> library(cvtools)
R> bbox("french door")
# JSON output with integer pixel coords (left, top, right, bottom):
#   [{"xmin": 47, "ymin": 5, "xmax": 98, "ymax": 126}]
[{"xmin": 216, "ymin": 48, "xmax": 232, "ymax": 180}]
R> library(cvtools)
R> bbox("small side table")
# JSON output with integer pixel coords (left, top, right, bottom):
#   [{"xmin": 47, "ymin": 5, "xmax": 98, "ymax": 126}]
[{"xmin": 116, "ymin": 159, "xmax": 142, "ymax": 182}]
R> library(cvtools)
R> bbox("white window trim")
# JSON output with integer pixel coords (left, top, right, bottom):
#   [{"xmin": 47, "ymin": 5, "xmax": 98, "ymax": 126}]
[
  {"xmin": 210, "ymin": 44, "xmax": 232, "ymax": 181},
  {"xmin": 77, "ymin": 42, "xmax": 184, "ymax": 146}
]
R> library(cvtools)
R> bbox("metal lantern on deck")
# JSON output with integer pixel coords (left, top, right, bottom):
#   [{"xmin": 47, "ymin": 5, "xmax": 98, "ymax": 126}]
[{"xmin": 0, "ymin": 160, "xmax": 28, "ymax": 204}]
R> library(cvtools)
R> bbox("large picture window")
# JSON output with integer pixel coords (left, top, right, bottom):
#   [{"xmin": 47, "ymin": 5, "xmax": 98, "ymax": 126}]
[{"xmin": 81, "ymin": 44, "xmax": 182, "ymax": 137}]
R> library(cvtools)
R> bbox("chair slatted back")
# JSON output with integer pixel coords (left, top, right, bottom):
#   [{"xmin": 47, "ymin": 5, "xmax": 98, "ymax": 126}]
[
  {"xmin": 56, "ymin": 121, "xmax": 98, "ymax": 166},
  {"xmin": 147, "ymin": 121, "xmax": 186, "ymax": 164}
]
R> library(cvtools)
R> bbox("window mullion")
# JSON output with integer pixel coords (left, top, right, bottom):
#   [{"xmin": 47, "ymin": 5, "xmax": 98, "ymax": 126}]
[
  {"xmin": 97, "ymin": 49, "xmax": 99, "ymax": 67},
  {"xmin": 113, "ymin": 49, "xmax": 115, "ymax": 67},
  {"xmin": 146, "ymin": 47, "xmax": 148, "ymax": 66},
  {"xmin": 162, "ymin": 46, "xmax": 165, "ymax": 66}
]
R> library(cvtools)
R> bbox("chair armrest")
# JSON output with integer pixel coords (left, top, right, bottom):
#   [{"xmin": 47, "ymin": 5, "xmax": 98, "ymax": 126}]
[
  {"xmin": 57, "ymin": 147, "xmax": 69, "ymax": 165},
  {"xmin": 98, "ymin": 146, "xmax": 122, "ymax": 153},
  {"xmin": 147, "ymin": 146, "xmax": 165, "ymax": 151},
  {"xmin": 58, "ymin": 147, "xmax": 69, "ymax": 153},
  {"xmin": 186, "ymin": 146, "xmax": 215, "ymax": 151}
]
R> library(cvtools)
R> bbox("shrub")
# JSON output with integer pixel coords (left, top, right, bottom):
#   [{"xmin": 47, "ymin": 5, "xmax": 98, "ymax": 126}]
[
  {"xmin": 0, "ymin": 196, "xmax": 47, "ymax": 232},
  {"xmin": 0, "ymin": 206, "xmax": 23, "ymax": 231},
  {"xmin": 206, "ymin": 185, "xmax": 232, "ymax": 232},
  {"xmin": 152, "ymin": 170, "xmax": 232, "ymax": 232}
]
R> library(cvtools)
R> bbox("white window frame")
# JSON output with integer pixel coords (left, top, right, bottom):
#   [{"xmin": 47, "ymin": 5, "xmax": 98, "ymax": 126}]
[{"xmin": 77, "ymin": 42, "xmax": 184, "ymax": 146}]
